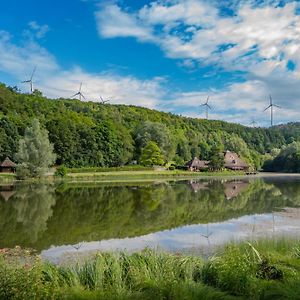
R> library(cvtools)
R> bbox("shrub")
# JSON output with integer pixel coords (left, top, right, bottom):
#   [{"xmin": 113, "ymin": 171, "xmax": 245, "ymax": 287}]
[
  {"xmin": 0, "ymin": 250, "xmax": 58, "ymax": 299},
  {"xmin": 55, "ymin": 165, "xmax": 67, "ymax": 177}
]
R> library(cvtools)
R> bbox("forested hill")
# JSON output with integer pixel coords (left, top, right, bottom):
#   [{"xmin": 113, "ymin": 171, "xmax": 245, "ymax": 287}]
[{"xmin": 0, "ymin": 83, "xmax": 300, "ymax": 168}]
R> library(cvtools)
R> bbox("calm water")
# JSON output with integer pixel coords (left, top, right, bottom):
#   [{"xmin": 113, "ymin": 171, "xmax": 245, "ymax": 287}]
[{"xmin": 1, "ymin": 176, "xmax": 300, "ymax": 262}]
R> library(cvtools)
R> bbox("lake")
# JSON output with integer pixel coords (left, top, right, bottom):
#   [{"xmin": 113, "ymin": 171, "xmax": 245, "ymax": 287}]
[{"xmin": 1, "ymin": 175, "xmax": 300, "ymax": 263}]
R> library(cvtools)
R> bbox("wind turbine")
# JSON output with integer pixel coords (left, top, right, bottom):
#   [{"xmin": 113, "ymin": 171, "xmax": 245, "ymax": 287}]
[
  {"xmin": 21, "ymin": 67, "xmax": 36, "ymax": 93},
  {"xmin": 201, "ymin": 224, "xmax": 213, "ymax": 248},
  {"xmin": 250, "ymin": 119, "xmax": 258, "ymax": 128},
  {"xmin": 99, "ymin": 95, "xmax": 109, "ymax": 104},
  {"xmin": 264, "ymin": 95, "xmax": 281, "ymax": 127},
  {"xmin": 71, "ymin": 82, "xmax": 86, "ymax": 101},
  {"xmin": 200, "ymin": 96, "xmax": 211, "ymax": 119}
]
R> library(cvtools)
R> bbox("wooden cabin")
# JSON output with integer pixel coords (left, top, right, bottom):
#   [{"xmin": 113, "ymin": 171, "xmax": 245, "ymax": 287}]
[
  {"xmin": 223, "ymin": 151, "xmax": 249, "ymax": 171},
  {"xmin": 186, "ymin": 157, "xmax": 209, "ymax": 171},
  {"xmin": 0, "ymin": 157, "xmax": 16, "ymax": 173}
]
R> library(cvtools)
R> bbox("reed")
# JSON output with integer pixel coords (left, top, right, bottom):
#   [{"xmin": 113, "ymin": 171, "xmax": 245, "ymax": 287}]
[{"xmin": 1, "ymin": 239, "xmax": 300, "ymax": 299}]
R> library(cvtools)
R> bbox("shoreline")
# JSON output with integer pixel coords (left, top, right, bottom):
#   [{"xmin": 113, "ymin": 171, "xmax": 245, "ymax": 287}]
[{"xmin": 1, "ymin": 171, "xmax": 300, "ymax": 184}]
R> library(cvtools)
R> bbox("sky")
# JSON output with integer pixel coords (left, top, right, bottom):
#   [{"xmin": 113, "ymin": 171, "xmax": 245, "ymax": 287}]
[{"xmin": 0, "ymin": 0, "xmax": 300, "ymax": 126}]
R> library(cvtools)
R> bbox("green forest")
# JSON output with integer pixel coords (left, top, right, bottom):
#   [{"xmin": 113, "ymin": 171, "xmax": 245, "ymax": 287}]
[{"xmin": 1, "ymin": 83, "xmax": 300, "ymax": 170}]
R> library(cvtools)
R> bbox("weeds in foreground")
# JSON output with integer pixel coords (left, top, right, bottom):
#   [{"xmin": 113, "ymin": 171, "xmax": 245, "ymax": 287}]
[{"xmin": 1, "ymin": 239, "xmax": 300, "ymax": 299}]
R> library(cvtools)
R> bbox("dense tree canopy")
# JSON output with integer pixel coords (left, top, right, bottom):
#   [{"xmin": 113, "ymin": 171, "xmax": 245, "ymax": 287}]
[
  {"xmin": 140, "ymin": 141, "xmax": 165, "ymax": 166},
  {"xmin": 263, "ymin": 141, "xmax": 300, "ymax": 173},
  {"xmin": 1, "ymin": 83, "xmax": 300, "ymax": 169}
]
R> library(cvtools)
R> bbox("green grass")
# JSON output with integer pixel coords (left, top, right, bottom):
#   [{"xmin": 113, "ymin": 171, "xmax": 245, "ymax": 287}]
[
  {"xmin": 1, "ymin": 239, "xmax": 300, "ymax": 299},
  {"xmin": 67, "ymin": 165, "xmax": 155, "ymax": 173},
  {"xmin": 65, "ymin": 170, "xmax": 246, "ymax": 182},
  {"xmin": 0, "ymin": 173, "xmax": 16, "ymax": 183},
  {"xmin": 0, "ymin": 169, "xmax": 247, "ymax": 183}
]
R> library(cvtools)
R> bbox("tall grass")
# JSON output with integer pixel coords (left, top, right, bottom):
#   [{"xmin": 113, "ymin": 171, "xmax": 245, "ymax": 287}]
[{"xmin": 1, "ymin": 239, "xmax": 300, "ymax": 299}]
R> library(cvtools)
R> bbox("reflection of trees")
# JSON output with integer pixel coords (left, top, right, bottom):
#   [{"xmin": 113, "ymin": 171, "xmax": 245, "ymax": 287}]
[
  {"xmin": 0, "ymin": 184, "xmax": 56, "ymax": 247},
  {"xmin": 1, "ymin": 178, "xmax": 300, "ymax": 251}
]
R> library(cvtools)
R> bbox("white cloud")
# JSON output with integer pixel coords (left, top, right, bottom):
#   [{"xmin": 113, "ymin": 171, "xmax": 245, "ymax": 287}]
[
  {"xmin": 94, "ymin": 0, "xmax": 300, "ymax": 126},
  {"xmin": 28, "ymin": 21, "xmax": 50, "ymax": 39},
  {"xmin": 95, "ymin": 4, "xmax": 155, "ymax": 42},
  {"xmin": 0, "ymin": 30, "xmax": 165, "ymax": 109},
  {"xmin": 168, "ymin": 77, "xmax": 300, "ymax": 126},
  {"xmin": 0, "ymin": 31, "xmax": 58, "ymax": 77},
  {"xmin": 95, "ymin": 1, "xmax": 300, "ymax": 72}
]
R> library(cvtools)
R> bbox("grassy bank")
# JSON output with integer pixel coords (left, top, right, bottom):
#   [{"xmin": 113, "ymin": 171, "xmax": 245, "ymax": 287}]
[
  {"xmin": 0, "ymin": 169, "xmax": 246, "ymax": 184},
  {"xmin": 1, "ymin": 239, "xmax": 300, "ymax": 299},
  {"xmin": 65, "ymin": 170, "xmax": 246, "ymax": 182},
  {"xmin": 0, "ymin": 173, "xmax": 15, "ymax": 183}
]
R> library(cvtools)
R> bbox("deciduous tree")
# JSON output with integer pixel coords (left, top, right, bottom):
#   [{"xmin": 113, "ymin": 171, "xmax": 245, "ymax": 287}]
[{"xmin": 16, "ymin": 119, "xmax": 56, "ymax": 178}]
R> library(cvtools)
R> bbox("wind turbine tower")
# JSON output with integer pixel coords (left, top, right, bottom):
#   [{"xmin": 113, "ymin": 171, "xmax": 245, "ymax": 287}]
[
  {"xmin": 200, "ymin": 96, "xmax": 211, "ymax": 119},
  {"xmin": 21, "ymin": 67, "xmax": 36, "ymax": 93},
  {"xmin": 264, "ymin": 95, "xmax": 281, "ymax": 127}
]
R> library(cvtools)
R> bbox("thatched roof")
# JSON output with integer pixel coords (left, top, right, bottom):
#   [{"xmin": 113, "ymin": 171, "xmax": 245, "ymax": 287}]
[
  {"xmin": 186, "ymin": 157, "xmax": 209, "ymax": 169},
  {"xmin": 224, "ymin": 151, "xmax": 248, "ymax": 170},
  {"xmin": 0, "ymin": 157, "xmax": 16, "ymax": 168}
]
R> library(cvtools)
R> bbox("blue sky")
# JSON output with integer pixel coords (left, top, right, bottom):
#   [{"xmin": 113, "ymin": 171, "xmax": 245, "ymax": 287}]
[{"xmin": 0, "ymin": 0, "xmax": 300, "ymax": 126}]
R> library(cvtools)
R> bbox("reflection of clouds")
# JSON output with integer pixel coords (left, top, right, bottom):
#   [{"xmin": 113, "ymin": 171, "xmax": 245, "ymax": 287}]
[{"xmin": 42, "ymin": 210, "xmax": 300, "ymax": 263}]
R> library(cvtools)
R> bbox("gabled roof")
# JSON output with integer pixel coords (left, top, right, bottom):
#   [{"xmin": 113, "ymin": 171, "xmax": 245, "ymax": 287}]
[
  {"xmin": 224, "ymin": 151, "xmax": 248, "ymax": 169},
  {"xmin": 186, "ymin": 157, "xmax": 209, "ymax": 168},
  {"xmin": 0, "ymin": 157, "xmax": 16, "ymax": 168}
]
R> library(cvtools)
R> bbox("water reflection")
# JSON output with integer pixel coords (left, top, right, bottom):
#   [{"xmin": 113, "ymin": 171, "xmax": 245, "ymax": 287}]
[{"xmin": 1, "ymin": 176, "xmax": 300, "ymax": 260}]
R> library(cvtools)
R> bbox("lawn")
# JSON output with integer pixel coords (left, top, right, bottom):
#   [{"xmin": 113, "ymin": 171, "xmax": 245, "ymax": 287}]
[{"xmin": 65, "ymin": 170, "xmax": 246, "ymax": 182}]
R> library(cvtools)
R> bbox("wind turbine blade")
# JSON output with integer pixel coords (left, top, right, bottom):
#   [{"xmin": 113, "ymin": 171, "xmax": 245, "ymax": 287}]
[
  {"xmin": 30, "ymin": 67, "xmax": 36, "ymax": 80},
  {"xmin": 81, "ymin": 93, "xmax": 86, "ymax": 100},
  {"xmin": 79, "ymin": 82, "xmax": 82, "ymax": 93},
  {"xmin": 206, "ymin": 96, "xmax": 209, "ymax": 103},
  {"xmin": 71, "ymin": 92, "xmax": 79, "ymax": 98},
  {"xmin": 100, "ymin": 96, "xmax": 104, "ymax": 102},
  {"xmin": 274, "ymin": 104, "xmax": 281, "ymax": 108},
  {"xmin": 263, "ymin": 105, "xmax": 271, "ymax": 111},
  {"xmin": 269, "ymin": 94, "xmax": 272, "ymax": 105},
  {"xmin": 21, "ymin": 80, "xmax": 30, "ymax": 83},
  {"xmin": 207, "ymin": 104, "xmax": 212, "ymax": 109}
]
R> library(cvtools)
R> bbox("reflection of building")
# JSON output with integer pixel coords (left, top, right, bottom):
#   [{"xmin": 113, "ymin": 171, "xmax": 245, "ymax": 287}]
[
  {"xmin": 0, "ymin": 185, "xmax": 15, "ymax": 201},
  {"xmin": 224, "ymin": 181, "xmax": 249, "ymax": 199},
  {"xmin": 188, "ymin": 180, "xmax": 209, "ymax": 193},
  {"xmin": 0, "ymin": 157, "xmax": 16, "ymax": 173}
]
